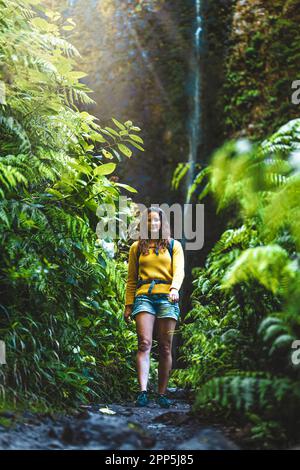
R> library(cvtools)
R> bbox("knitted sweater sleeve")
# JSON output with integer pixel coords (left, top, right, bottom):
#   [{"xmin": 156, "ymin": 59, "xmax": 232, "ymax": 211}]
[
  {"xmin": 125, "ymin": 242, "xmax": 138, "ymax": 306},
  {"xmin": 169, "ymin": 240, "xmax": 185, "ymax": 292}
]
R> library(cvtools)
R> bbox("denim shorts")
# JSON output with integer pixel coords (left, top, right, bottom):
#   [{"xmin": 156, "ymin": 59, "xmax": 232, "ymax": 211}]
[{"xmin": 131, "ymin": 293, "xmax": 180, "ymax": 321}]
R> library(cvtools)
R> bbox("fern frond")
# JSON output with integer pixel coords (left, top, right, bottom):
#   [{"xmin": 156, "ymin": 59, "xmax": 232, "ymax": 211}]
[
  {"xmin": 38, "ymin": 34, "xmax": 80, "ymax": 58},
  {"xmin": 221, "ymin": 245, "xmax": 295, "ymax": 296},
  {"xmin": 194, "ymin": 375, "xmax": 300, "ymax": 417},
  {"xmin": 212, "ymin": 224, "xmax": 258, "ymax": 255},
  {"xmin": 0, "ymin": 115, "xmax": 31, "ymax": 153}
]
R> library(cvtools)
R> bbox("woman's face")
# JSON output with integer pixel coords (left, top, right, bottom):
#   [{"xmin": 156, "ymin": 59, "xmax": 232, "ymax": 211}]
[{"xmin": 148, "ymin": 211, "xmax": 161, "ymax": 235}]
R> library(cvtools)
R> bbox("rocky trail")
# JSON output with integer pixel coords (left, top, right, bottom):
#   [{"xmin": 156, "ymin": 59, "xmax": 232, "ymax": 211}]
[{"xmin": 0, "ymin": 389, "xmax": 239, "ymax": 450}]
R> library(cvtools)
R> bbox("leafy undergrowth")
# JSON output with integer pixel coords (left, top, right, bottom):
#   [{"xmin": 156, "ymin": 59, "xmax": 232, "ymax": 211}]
[
  {"xmin": 174, "ymin": 118, "xmax": 300, "ymax": 449},
  {"xmin": 0, "ymin": 0, "xmax": 146, "ymax": 409}
]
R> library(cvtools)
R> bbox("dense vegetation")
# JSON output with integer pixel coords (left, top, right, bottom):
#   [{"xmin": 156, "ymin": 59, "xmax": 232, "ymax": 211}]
[
  {"xmin": 171, "ymin": 0, "xmax": 300, "ymax": 448},
  {"xmin": 1, "ymin": 0, "xmax": 299, "ymax": 451},
  {"xmin": 201, "ymin": 0, "xmax": 300, "ymax": 158},
  {"xmin": 0, "ymin": 0, "xmax": 146, "ymax": 410},
  {"xmin": 222, "ymin": 0, "xmax": 300, "ymax": 141},
  {"xmin": 173, "ymin": 120, "xmax": 300, "ymax": 448}
]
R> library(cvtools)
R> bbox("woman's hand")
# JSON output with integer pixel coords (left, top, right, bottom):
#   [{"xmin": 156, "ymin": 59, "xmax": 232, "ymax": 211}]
[
  {"xmin": 124, "ymin": 305, "xmax": 133, "ymax": 324},
  {"xmin": 169, "ymin": 287, "xmax": 179, "ymax": 303}
]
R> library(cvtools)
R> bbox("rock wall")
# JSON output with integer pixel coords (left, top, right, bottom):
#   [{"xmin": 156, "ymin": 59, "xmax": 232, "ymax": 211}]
[{"xmin": 222, "ymin": 0, "xmax": 300, "ymax": 141}]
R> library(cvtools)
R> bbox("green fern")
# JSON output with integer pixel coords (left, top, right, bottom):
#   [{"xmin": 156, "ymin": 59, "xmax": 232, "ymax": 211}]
[
  {"xmin": 0, "ymin": 0, "xmax": 143, "ymax": 409},
  {"xmin": 221, "ymin": 245, "xmax": 296, "ymax": 296},
  {"xmin": 193, "ymin": 375, "xmax": 300, "ymax": 418},
  {"xmin": 174, "ymin": 117, "xmax": 300, "ymax": 446},
  {"xmin": 0, "ymin": 115, "xmax": 31, "ymax": 153}
]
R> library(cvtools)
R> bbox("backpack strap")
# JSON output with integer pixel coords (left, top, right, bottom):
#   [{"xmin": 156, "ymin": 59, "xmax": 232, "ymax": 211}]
[{"xmin": 168, "ymin": 238, "xmax": 174, "ymax": 262}]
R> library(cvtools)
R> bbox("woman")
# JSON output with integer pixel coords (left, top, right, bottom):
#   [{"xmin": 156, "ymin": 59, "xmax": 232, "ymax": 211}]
[{"xmin": 123, "ymin": 207, "xmax": 185, "ymax": 408}]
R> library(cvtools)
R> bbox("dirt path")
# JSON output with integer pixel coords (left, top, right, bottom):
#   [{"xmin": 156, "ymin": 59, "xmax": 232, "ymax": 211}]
[{"xmin": 0, "ymin": 392, "xmax": 239, "ymax": 450}]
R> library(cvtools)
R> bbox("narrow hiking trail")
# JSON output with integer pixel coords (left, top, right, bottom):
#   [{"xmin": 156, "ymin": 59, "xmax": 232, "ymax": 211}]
[{"xmin": 0, "ymin": 390, "xmax": 239, "ymax": 450}]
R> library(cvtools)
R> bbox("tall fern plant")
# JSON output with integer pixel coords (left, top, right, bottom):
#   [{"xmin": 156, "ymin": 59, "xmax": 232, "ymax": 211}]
[
  {"xmin": 173, "ymin": 119, "xmax": 300, "ymax": 447},
  {"xmin": 0, "ymin": 0, "xmax": 143, "ymax": 408}
]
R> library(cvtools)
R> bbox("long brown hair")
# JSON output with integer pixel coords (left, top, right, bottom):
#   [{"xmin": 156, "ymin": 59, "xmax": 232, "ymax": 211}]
[{"xmin": 137, "ymin": 207, "xmax": 171, "ymax": 256}]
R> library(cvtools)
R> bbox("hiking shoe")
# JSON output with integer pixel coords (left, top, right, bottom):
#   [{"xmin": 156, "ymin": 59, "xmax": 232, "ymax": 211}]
[
  {"xmin": 135, "ymin": 390, "xmax": 149, "ymax": 407},
  {"xmin": 156, "ymin": 394, "xmax": 172, "ymax": 408}
]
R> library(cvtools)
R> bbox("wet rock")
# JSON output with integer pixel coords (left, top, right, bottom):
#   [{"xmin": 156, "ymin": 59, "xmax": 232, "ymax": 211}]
[
  {"xmin": 48, "ymin": 427, "xmax": 58, "ymax": 439},
  {"xmin": 58, "ymin": 412, "xmax": 155, "ymax": 449},
  {"xmin": 119, "ymin": 408, "xmax": 134, "ymax": 417},
  {"xmin": 177, "ymin": 427, "xmax": 239, "ymax": 450},
  {"xmin": 0, "ymin": 411, "xmax": 16, "ymax": 419},
  {"xmin": 61, "ymin": 424, "xmax": 77, "ymax": 444},
  {"xmin": 0, "ymin": 437, "xmax": 10, "ymax": 447},
  {"xmin": 0, "ymin": 400, "xmax": 239, "ymax": 450},
  {"xmin": 152, "ymin": 411, "xmax": 193, "ymax": 426},
  {"xmin": 74, "ymin": 410, "xmax": 91, "ymax": 420},
  {"xmin": 48, "ymin": 442, "xmax": 63, "ymax": 449},
  {"xmin": 118, "ymin": 443, "xmax": 137, "ymax": 450},
  {"xmin": 21, "ymin": 411, "xmax": 43, "ymax": 426},
  {"xmin": 166, "ymin": 387, "xmax": 194, "ymax": 401}
]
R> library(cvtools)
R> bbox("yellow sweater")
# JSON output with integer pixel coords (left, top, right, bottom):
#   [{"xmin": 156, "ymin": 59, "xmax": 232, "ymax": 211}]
[{"xmin": 125, "ymin": 240, "xmax": 185, "ymax": 306}]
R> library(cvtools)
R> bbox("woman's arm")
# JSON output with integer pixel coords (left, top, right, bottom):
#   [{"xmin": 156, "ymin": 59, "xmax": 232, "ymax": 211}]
[
  {"xmin": 125, "ymin": 241, "xmax": 138, "ymax": 306},
  {"xmin": 169, "ymin": 240, "xmax": 185, "ymax": 292}
]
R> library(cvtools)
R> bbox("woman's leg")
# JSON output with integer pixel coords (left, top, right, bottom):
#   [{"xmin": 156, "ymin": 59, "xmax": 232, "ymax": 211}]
[
  {"xmin": 156, "ymin": 318, "xmax": 177, "ymax": 394},
  {"xmin": 135, "ymin": 312, "xmax": 156, "ymax": 392}
]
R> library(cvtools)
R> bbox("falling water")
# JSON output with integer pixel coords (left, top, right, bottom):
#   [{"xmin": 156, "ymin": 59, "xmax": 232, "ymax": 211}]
[{"xmin": 184, "ymin": 0, "xmax": 203, "ymax": 210}]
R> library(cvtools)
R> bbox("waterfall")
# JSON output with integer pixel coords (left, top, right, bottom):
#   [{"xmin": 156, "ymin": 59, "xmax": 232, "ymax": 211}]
[{"xmin": 184, "ymin": 0, "xmax": 203, "ymax": 211}]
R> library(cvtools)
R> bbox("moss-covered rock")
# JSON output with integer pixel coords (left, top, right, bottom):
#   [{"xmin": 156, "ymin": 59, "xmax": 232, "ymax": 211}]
[{"xmin": 222, "ymin": 0, "xmax": 300, "ymax": 141}]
